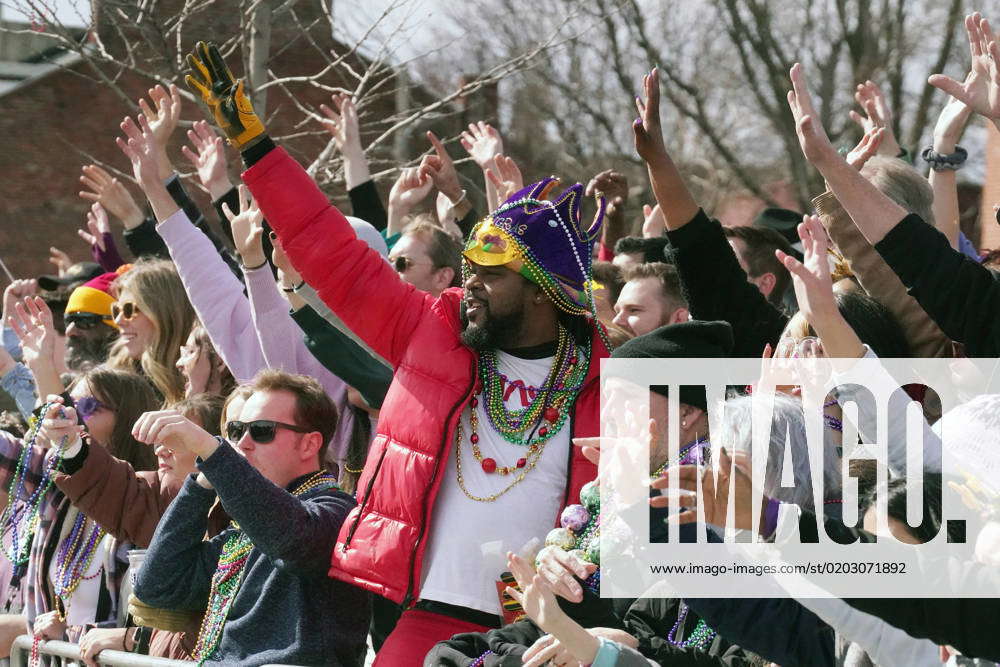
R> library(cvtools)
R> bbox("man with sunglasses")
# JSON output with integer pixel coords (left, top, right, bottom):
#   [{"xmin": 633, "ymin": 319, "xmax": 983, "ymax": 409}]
[
  {"xmin": 130, "ymin": 370, "xmax": 371, "ymax": 666},
  {"xmin": 64, "ymin": 273, "xmax": 119, "ymax": 371},
  {"xmin": 387, "ymin": 219, "xmax": 462, "ymax": 297}
]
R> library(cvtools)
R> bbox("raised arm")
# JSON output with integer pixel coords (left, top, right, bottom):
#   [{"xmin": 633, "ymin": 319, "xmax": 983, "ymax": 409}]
[
  {"xmin": 634, "ymin": 67, "xmax": 787, "ymax": 357},
  {"xmin": 790, "ymin": 62, "xmax": 1000, "ymax": 356},
  {"xmin": 927, "ymin": 90, "xmax": 974, "ymax": 249},
  {"xmin": 320, "ymin": 94, "xmax": 388, "ymax": 230},
  {"xmin": 133, "ymin": 410, "xmax": 354, "ymax": 574},
  {"xmin": 118, "ymin": 112, "xmax": 266, "ymax": 381},
  {"xmin": 816, "ymin": 128, "xmax": 953, "ymax": 359},
  {"xmin": 420, "ymin": 131, "xmax": 472, "ymax": 237},
  {"xmin": 788, "ymin": 63, "xmax": 908, "ymax": 245},
  {"xmin": 585, "ymin": 170, "xmax": 629, "ymax": 260},
  {"xmin": 928, "ymin": 13, "xmax": 1000, "ymax": 132},
  {"xmin": 633, "ymin": 67, "xmax": 700, "ymax": 231},
  {"xmin": 460, "ymin": 121, "xmax": 504, "ymax": 213},
  {"xmin": 78, "ymin": 203, "xmax": 126, "ymax": 271},
  {"xmin": 9, "ymin": 297, "xmax": 62, "ymax": 399},
  {"xmin": 386, "ymin": 167, "xmax": 433, "ymax": 237},
  {"xmin": 181, "ymin": 41, "xmax": 435, "ymax": 365}
]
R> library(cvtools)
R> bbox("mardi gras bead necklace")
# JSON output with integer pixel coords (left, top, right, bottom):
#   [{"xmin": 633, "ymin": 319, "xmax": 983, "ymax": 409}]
[
  {"xmin": 52, "ymin": 511, "xmax": 107, "ymax": 619},
  {"xmin": 477, "ymin": 326, "xmax": 587, "ymax": 447},
  {"xmin": 2, "ymin": 402, "xmax": 72, "ymax": 567},
  {"xmin": 651, "ymin": 436, "xmax": 710, "ymax": 479},
  {"xmin": 456, "ymin": 331, "xmax": 589, "ymax": 500},
  {"xmin": 668, "ymin": 602, "xmax": 717, "ymax": 650},
  {"xmin": 192, "ymin": 471, "xmax": 338, "ymax": 665}
]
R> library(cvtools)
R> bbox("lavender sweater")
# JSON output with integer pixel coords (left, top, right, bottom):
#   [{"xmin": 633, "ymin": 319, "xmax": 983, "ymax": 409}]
[{"xmin": 156, "ymin": 210, "xmax": 353, "ymax": 464}]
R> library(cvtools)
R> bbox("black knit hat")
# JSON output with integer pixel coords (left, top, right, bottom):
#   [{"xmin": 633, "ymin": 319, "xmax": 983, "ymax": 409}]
[{"xmin": 611, "ymin": 320, "xmax": 734, "ymax": 410}]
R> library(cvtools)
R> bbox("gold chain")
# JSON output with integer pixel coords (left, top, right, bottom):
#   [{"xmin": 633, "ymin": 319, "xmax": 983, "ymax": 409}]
[{"xmin": 455, "ymin": 419, "xmax": 546, "ymax": 503}]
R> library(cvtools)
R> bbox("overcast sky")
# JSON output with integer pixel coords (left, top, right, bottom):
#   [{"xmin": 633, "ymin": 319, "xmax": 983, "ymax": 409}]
[{"xmin": 0, "ymin": 0, "xmax": 442, "ymax": 56}]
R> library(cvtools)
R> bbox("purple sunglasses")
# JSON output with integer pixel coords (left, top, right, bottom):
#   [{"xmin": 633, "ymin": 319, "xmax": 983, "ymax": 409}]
[{"xmin": 75, "ymin": 396, "xmax": 107, "ymax": 421}]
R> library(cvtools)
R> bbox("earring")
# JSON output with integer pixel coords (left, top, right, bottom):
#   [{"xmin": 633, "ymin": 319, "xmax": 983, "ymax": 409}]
[{"xmin": 681, "ymin": 420, "xmax": 687, "ymax": 428}]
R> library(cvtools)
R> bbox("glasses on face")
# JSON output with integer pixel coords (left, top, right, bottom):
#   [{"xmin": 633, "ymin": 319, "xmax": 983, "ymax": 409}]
[
  {"xmin": 392, "ymin": 256, "xmax": 434, "ymax": 273},
  {"xmin": 75, "ymin": 396, "xmax": 108, "ymax": 421},
  {"xmin": 65, "ymin": 313, "xmax": 106, "ymax": 330},
  {"xmin": 225, "ymin": 419, "xmax": 309, "ymax": 444},
  {"xmin": 111, "ymin": 301, "xmax": 141, "ymax": 322}
]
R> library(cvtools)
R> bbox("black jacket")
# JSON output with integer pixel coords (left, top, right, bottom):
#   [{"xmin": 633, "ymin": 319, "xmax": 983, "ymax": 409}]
[
  {"xmin": 665, "ymin": 210, "xmax": 788, "ymax": 358},
  {"xmin": 874, "ymin": 214, "xmax": 1000, "ymax": 357}
]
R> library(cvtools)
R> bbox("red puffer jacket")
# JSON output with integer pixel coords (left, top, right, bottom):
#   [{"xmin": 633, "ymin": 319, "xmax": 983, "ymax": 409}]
[{"xmin": 244, "ymin": 147, "xmax": 604, "ymax": 605}]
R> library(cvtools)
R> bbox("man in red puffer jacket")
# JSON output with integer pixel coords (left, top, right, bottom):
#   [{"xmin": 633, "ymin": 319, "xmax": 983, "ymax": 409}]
[{"xmin": 185, "ymin": 40, "xmax": 611, "ymax": 665}]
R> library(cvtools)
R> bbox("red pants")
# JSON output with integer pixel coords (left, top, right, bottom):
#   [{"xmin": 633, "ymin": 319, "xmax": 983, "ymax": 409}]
[{"xmin": 373, "ymin": 608, "xmax": 491, "ymax": 666}]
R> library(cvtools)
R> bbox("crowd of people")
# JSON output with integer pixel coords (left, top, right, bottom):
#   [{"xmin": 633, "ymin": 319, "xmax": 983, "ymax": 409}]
[{"xmin": 1, "ymin": 10, "xmax": 1000, "ymax": 666}]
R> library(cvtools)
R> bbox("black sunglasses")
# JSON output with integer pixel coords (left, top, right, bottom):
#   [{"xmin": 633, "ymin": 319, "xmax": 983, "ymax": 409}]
[
  {"xmin": 65, "ymin": 313, "xmax": 106, "ymax": 330},
  {"xmin": 392, "ymin": 256, "xmax": 434, "ymax": 273},
  {"xmin": 225, "ymin": 419, "xmax": 309, "ymax": 444}
]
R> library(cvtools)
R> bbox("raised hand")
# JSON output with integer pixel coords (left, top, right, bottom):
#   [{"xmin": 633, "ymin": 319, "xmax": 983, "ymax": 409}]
[
  {"xmin": 47, "ymin": 247, "xmax": 73, "ymax": 277},
  {"xmin": 460, "ymin": 121, "xmax": 504, "ymax": 170},
  {"xmin": 319, "ymin": 93, "xmax": 362, "ymax": 154},
  {"xmin": 132, "ymin": 409, "xmax": 218, "ymax": 458},
  {"xmin": 117, "ymin": 114, "xmax": 164, "ymax": 190},
  {"xmin": 484, "ymin": 155, "xmax": 524, "ymax": 204},
  {"xmin": 585, "ymin": 169, "xmax": 627, "ymax": 219},
  {"xmin": 774, "ymin": 216, "xmax": 835, "ymax": 325},
  {"xmin": 137, "ymin": 83, "xmax": 182, "ymax": 178},
  {"xmin": 775, "ymin": 216, "xmax": 865, "ymax": 359},
  {"xmin": 388, "ymin": 167, "xmax": 433, "ymax": 213},
  {"xmin": 787, "ymin": 63, "xmax": 839, "ymax": 169},
  {"xmin": 845, "ymin": 126, "xmax": 884, "ymax": 171},
  {"xmin": 78, "ymin": 203, "xmax": 112, "ymax": 252},
  {"xmin": 181, "ymin": 119, "xmax": 232, "ymax": 199},
  {"xmin": 222, "ymin": 184, "xmax": 266, "ymax": 268},
  {"xmin": 3, "ymin": 279, "xmax": 37, "ymax": 324},
  {"xmin": 139, "ymin": 84, "xmax": 182, "ymax": 146},
  {"xmin": 78, "ymin": 164, "xmax": 145, "ymax": 230},
  {"xmin": 929, "ymin": 13, "xmax": 1000, "ymax": 126},
  {"xmin": 849, "ymin": 80, "xmax": 901, "ymax": 157},
  {"xmin": 116, "ymin": 114, "xmax": 181, "ymax": 222},
  {"xmin": 641, "ymin": 203, "xmax": 665, "ymax": 237},
  {"xmin": 419, "ymin": 131, "xmax": 463, "ymax": 202},
  {"xmin": 9, "ymin": 296, "xmax": 57, "ymax": 370},
  {"xmin": 319, "ymin": 93, "xmax": 370, "ymax": 189},
  {"xmin": 185, "ymin": 41, "xmax": 265, "ymax": 148},
  {"xmin": 633, "ymin": 67, "xmax": 666, "ymax": 164}
]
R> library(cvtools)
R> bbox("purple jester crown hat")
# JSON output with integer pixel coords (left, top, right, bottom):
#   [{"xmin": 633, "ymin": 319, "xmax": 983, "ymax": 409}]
[{"xmin": 463, "ymin": 177, "xmax": 607, "ymax": 315}]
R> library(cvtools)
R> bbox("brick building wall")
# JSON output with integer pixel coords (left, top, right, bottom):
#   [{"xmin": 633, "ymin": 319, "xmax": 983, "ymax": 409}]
[{"xmin": 0, "ymin": 0, "xmax": 403, "ymax": 281}]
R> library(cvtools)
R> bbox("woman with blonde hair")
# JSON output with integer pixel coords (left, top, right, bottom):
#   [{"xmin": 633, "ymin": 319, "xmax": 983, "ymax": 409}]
[{"xmin": 108, "ymin": 259, "xmax": 195, "ymax": 404}]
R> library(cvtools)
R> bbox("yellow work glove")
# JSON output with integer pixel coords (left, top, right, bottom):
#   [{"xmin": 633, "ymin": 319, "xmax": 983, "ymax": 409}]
[{"xmin": 185, "ymin": 41, "xmax": 265, "ymax": 149}]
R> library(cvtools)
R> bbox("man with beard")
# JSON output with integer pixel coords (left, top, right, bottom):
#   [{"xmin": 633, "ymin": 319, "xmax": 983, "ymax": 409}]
[
  {"xmin": 184, "ymin": 40, "xmax": 611, "ymax": 664},
  {"xmin": 64, "ymin": 272, "xmax": 119, "ymax": 370}
]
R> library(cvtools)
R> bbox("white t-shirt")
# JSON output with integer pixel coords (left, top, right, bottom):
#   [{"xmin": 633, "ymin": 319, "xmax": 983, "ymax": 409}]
[{"xmin": 420, "ymin": 351, "xmax": 572, "ymax": 614}]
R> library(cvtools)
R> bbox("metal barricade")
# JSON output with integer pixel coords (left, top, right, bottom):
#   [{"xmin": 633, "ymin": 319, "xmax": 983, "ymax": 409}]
[{"xmin": 9, "ymin": 635, "xmax": 192, "ymax": 667}]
